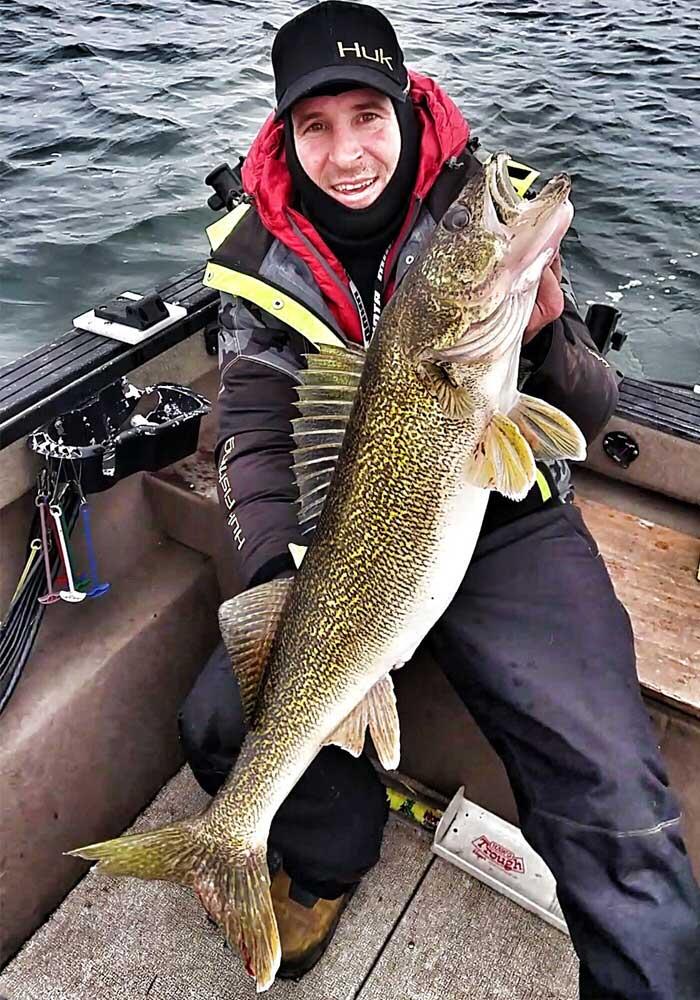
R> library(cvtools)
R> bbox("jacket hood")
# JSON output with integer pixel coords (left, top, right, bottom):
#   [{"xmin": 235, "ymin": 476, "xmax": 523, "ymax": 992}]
[{"xmin": 241, "ymin": 71, "xmax": 470, "ymax": 343}]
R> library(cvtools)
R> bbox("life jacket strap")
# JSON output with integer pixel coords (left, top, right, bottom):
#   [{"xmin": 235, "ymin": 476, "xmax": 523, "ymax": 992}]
[
  {"xmin": 535, "ymin": 468, "xmax": 552, "ymax": 503},
  {"xmin": 203, "ymin": 262, "xmax": 347, "ymax": 351},
  {"xmin": 205, "ymin": 203, "xmax": 251, "ymax": 251}
]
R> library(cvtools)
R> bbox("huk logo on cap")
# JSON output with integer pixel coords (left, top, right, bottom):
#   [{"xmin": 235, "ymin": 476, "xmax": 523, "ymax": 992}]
[{"xmin": 336, "ymin": 40, "xmax": 394, "ymax": 69}]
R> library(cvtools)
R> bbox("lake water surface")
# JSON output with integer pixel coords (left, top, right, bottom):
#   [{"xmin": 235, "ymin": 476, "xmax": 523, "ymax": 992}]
[{"xmin": 1, "ymin": 0, "xmax": 699, "ymax": 381}]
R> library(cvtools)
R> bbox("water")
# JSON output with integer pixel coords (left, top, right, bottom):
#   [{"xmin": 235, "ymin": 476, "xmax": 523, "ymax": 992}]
[{"xmin": 1, "ymin": 0, "xmax": 699, "ymax": 381}]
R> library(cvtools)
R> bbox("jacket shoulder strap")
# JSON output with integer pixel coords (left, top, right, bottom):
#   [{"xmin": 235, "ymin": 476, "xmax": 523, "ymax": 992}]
[
  {"xmin": 204, "ymin": 201, "xmax": 348, "ymax": 351},
  {"xmin": 205, "ymin": 202, "xmax": 251, "ymax": 251},
  {"xmin": 204, "ymin": 263, "xmax": 347, "ymax": 351}
]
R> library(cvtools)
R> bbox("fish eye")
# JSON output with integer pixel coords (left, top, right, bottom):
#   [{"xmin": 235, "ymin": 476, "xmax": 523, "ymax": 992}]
[{"xmin": 443, "ymin": 205, "xmax": 471, "ymax": 232}]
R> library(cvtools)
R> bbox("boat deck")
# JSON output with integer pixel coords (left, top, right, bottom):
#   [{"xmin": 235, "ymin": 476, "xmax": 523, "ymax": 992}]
[{"xmin": 0, "ymin": 768, "xmax": 578, "ymax": 1000}]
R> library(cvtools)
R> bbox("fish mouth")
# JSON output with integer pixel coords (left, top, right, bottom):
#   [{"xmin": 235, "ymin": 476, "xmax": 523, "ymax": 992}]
[
  {"xmin": 490, "ymin": 151, "xmax": 573, "ymax": 290},
  {"xmin": 432, "ymin": 153, "xmax": 573, "ymax": 365}
]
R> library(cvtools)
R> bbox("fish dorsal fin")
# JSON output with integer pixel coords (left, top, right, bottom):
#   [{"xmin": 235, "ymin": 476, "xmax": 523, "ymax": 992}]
[
  {"xmin": 324, "ymin": 674, "xmax": 400, "ymax": 771},
  {"xmin": 466, "ymin": 412, "xmax": 536, "ymax": 501},
  {"xmin": 292, "ymin": 345, "xmax": 365, "ymax": 536},
  {"xmin": 510, "ymin": 393, "xmax": 587, "ymax": 462},
  {"xmin": 217, "ymin": 578, "xmax": 293, "ymax": 726}
]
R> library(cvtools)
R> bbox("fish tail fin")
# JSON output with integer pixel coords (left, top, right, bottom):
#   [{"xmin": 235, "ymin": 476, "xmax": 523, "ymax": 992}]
[
  {"xmin": 510, "ymin": 393, "xmax": 587, "ymax": 463},
  {"xmin": 232, "ymin": 848, "xmax": 281, "ymax": 992},
  {"xmin": 467, "ymin": 412, "xmax": 536, "ymax": 500},
  {"xmin": 67, "ymin": 825, "xmax": 280, "ymax": 991},
  {"xmin": 65, "ymin": 821, "xmax": 203, "ymax": 880}
]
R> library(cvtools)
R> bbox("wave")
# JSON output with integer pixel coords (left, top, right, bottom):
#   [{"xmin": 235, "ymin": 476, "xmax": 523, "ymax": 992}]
[
  {"xmin": 1, "ymin": 2, "xmax": 55, "ymax": 19},
  {"xmin": 40, "ymin": 41, "xmax": 97, "ymax": 63}
]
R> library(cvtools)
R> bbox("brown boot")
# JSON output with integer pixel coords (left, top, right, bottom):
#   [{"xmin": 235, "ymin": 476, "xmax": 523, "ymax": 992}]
[{"xmin": 271, "ymin": 869, "xmax": 356, "ymax": 980}]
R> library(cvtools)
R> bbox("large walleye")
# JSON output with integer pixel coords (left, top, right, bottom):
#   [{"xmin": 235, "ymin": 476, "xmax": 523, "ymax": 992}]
[{"xmin": 68, "ymin": 154, "xmax": 586, "ymax": 991}]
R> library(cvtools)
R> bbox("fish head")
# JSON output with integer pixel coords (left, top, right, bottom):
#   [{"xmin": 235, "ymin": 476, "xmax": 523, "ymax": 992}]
[{"xmin": 407, "ymin": 152, "xmax": 573, "ymax": 368}]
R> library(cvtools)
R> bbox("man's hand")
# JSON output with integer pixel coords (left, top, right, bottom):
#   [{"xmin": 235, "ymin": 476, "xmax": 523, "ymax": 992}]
[{"xmin": 523, "ymin": 253, "xmax": 564, "ymax": 344}]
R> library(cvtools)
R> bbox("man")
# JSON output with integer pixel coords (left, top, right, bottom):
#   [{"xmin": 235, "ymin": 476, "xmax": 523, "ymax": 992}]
[{"xmin": 181, "ymin": 2, "xmax": 700, "ymax": 995}]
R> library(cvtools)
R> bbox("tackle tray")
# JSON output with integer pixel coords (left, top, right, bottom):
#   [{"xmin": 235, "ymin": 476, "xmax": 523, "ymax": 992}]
[{"xmin": 27, "ymin": 377, "xmax": 211, "ymax": 493}]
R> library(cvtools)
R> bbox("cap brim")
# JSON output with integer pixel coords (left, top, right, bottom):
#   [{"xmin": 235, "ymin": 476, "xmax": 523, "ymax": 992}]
[{"xmin": 275, "ymin": 66, "xmax": 408, "ymax": 119}]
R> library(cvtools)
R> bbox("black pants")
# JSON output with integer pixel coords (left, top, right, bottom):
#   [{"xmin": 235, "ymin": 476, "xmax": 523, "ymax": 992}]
[{"xmin": 179, "ymin": 502, "xmax": 700, "ymax": 999}]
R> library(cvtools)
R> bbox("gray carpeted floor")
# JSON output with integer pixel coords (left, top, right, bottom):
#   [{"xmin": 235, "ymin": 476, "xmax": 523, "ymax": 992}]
[{"xmin": 0, "ymin": 768, "xmax": 578, "ymax": 1000}]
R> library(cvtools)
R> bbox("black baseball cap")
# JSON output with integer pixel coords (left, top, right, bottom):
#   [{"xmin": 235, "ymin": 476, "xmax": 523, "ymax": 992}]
[{"xmin": 272, "ymin": 1, "xmax": 409, "ymax": 120}]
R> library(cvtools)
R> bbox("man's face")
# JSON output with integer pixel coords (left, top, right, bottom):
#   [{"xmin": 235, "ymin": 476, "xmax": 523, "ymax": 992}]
[{"xmin": 290, "ymin": 87, "xmax": 401, "ymax": 210}]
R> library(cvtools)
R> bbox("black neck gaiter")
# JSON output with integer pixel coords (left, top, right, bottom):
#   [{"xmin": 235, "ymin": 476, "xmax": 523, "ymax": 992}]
[{"xmin": 284, "ymin": 97, "xmax": 420, "ymax": 321}]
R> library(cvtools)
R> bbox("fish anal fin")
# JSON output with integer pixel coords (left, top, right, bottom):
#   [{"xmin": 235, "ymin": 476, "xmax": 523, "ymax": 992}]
[
  {"xmin": 324, "ymin": 698, "xmax": 368, "ymax": 758},
  {"xmin": 324, "ymin": 674, "xmax": 400, "ymax": 771},
  {"xmin": 66, "ymin": 820, "xmax": 202, "ymax": 883},
  {"xmin": 510, "ymin": 393, "xmax": 587, "ymax": 462},
  {"xmin": 466, "ymin": 412, "xmax": 535, "ymax": 501},
  {"xmin": 217, "ymin": 578, "xmax": 293, "ymax": 727}
]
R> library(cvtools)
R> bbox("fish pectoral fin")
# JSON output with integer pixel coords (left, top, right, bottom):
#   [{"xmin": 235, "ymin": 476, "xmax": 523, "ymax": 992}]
[
  {"xmin": 218, "ymin": 578, "xmax": 294, "ymax": 727},
  {"xmin": 417, "ymin": 360, "xmax": 475, "ymax": 421},
  {"xmin": 466, "ymin": 412, "xmax": 536, "ymax": 501},
  {"xmin": 366, "ymin": 674, "xmax": 401, "ymax": 770},
  {"xmin": 324, "ymin": 673, "xmax": 401, "ymax": 771},
  {"xmin": 510, "ymin": 393, "xmax": 587, "ymax": 462}
]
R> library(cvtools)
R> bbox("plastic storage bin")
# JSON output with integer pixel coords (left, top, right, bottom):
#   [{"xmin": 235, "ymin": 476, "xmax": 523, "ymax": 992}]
[{"xmin": 28, "ymin": 377, "xmax": 211, "ymax": 493}]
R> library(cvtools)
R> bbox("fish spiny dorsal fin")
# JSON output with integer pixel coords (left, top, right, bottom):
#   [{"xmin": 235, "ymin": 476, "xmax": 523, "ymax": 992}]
[
  {"xmin": 291, "ymin": 344, "xmax": 365, "ymax": 535},
  {"xmin": 217, "ymin": 578, "xmax": 293, "ymax": 727},
  {"xmin": 509, "ymin": 393, "xmax": 587, "ymax": 462},
  {"xmin": 466, "ymin": 412, "xmax": 536, "ymax": 501},
  {"xmin": 324, "ymin": 673, "xmax": 400, "ymax": 771}
]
